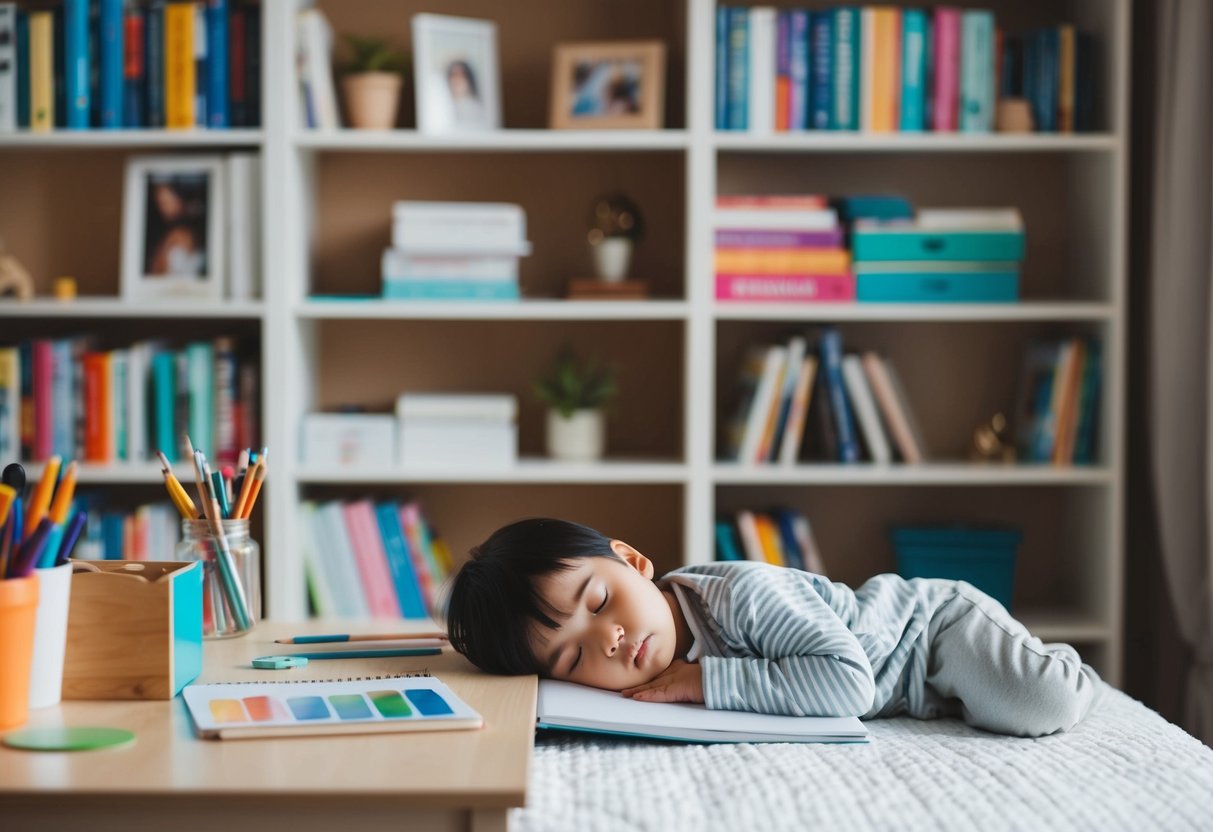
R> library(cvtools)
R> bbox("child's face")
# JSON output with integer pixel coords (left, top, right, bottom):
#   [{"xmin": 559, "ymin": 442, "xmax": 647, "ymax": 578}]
[{"xmin": 529, "ymin": 541, "xmax": 681, "ymax": 692}]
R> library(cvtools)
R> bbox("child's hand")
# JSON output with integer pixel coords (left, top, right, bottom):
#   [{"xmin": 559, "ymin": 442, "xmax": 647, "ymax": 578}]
[{"xmin": 621, "ymin": 660, "xmax": 704, "ymax": 704}]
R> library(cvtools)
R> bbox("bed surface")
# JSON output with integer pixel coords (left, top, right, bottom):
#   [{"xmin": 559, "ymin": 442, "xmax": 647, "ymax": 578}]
[{"xmin": 517, "ymin": 685, "xmax": 1213, "ymax": 831}]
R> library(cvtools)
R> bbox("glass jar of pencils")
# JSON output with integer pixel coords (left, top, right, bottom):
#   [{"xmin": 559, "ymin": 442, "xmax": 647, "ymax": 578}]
[{"xmin": 175, "ymin": 519, "xmax": 261, "ymax": 639}]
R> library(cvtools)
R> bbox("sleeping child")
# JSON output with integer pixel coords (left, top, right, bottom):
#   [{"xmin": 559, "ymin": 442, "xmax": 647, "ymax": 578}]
[{"xmin": 445, "ymin": 518, "xmax": 1101, "ymax": 738}]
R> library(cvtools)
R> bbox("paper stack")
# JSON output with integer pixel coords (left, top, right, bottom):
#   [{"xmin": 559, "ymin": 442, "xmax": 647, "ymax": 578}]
[{"xmin": 395, "ymin": 393, "xmax": 518, "ymax": 469}]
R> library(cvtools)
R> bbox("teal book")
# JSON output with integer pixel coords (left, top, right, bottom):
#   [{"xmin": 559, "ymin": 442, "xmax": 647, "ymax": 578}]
[
  {"xmin": 382, "ymin": 280, "xmax": 519, "ymax": 301},
  {"xmin": 16, "ymin": 10, "xmax": 29, "ymax": 127},
  {"xmin": 899, "ymin": 9, "xmax": 927, "ymax": 131},
  {"xmin": 151, "ymin": 350, "xmax": 176, "ymax": 460},
  {"xmin": 960, "ymin": 11, "xmax": 995, "ymax": 132},
  {"xmin": 715, "ymin": 519, "xmax": 744, "ymax": 562},
  {"xmin": 375, "ymin": 502, "xmax": 428, "ymax": 620},
  {"xmin": 186, "ymin": 342, "xmax": 214, "ymax": 456},
  {"xmin": 773, "ymin": 509, "xmax": 806, "ymax": 571},
  {"xmin": 831, "ymin": 7, "xmax": 859, "ymax": 130},
  {"xmin": 1074, "ymin": 339, "xmax": 1102, "ymax": 464}
]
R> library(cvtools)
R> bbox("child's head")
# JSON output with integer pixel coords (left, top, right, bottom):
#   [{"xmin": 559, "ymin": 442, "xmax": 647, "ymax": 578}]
[{"xmin": 446, "ymin": 518, "xmax": 682, "ymax": 691}]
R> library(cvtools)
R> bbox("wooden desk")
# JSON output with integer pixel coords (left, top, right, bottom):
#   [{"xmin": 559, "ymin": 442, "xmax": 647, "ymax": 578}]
[{"xmin": 0, "ymin": 620, "xmax": 537, "ymax": 832}]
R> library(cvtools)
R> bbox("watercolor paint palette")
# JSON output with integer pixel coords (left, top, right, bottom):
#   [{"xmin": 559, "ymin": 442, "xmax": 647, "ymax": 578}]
[{"xmin": 182, "ymin": 675, "xmax": 483, "ymax": 740}]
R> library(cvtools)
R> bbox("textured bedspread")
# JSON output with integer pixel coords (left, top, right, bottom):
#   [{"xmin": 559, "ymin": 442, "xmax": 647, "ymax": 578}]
[{"xmin": 516, "ymin": 686, "xmax": 1213, "ymax": 831}]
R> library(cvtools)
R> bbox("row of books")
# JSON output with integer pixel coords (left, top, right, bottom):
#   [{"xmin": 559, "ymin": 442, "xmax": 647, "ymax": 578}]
[
  {"xmin": 715, "ymin": 507, "xmax": 826, "ymax": 574},
  {"xmin": 0, "ymin": 336, "xmax": 259, "ymax": 465},
  {"xmin": 715, "ymin": 6, "xmax": 1095, "ymax": 134},
  {"xmin": 1013, "ymin": 336, "xmax": 1101, "ymax": 465},
  {"xmin": 382, "ymin": 202, "xmax": 532, "ymax": 301},
  {"xmin": 0, "ymin": 0, "xmax": 262, "ymax": 132},
  {"xmin": 70, "ymin": 499, "xmax": 180, "ymax": 561},
  {"xmin": 725, "ymin": 327, "xmax": 927, "ymax": 465},
  {"xmin": 298, "ymin": 499, "xmax": 452, "ymax": 620}
]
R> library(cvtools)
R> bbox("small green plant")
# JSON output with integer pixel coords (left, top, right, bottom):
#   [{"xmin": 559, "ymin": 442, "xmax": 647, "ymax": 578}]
[
  {"xmin": 341, "ymin": 34, "xmax": 408, "ymax": 75},
  {"xmin": 534, "ymin": 346, "xmax": 619, "ymax": 418}
]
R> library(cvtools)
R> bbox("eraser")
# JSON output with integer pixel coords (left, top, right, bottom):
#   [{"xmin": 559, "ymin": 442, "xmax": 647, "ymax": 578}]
[{"xmin": 252, "ymin": 655, "xmax": 310, "ymax": 670}]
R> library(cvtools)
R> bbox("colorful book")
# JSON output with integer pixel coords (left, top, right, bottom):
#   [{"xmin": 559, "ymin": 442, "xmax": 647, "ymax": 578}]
[
  {"xmin": 716, "ymin": 228, "xmax": 844, "ymax": 248},
  {"xmin": 772, "ymin": 508, "xmax": 806, "ymax": 571},
  {"xmin": 0, "ymin": 4, "xmax": 15, "ymax": 131},
  {"xmin": 715, "ymin": 248, "xmax": 850, "ymax": 275},
  {"xmin": 15, "ymin": 8, "xmax": 28, "ymax": 127},
  {"xmin": 860, "ymin": 352, "xmax": 922, "ymax": 464},
  {"xmin": 867, "ymin": 7, "xmax": 900, "ymax": 132},
  {"xmin": 734, "ymin": 509, "xmax": 765, "ymax": 562},
  {"xmin": 164, "ymin": 0, "xmax": 194, "ymax": 128},
  {"xmin": 931, "ymin": 7, "xmax": 961, "ymax": 131},
  {"xmin": 819, "ymin": 328, "xmax": 859, "ymax": 463},
  {"xmin": 99, "ymin": 0, "xmax": 123, "ymax": 127},
  {"xmin": 399, "ymin": 502, "xmax": 437, "ymax": 612},
  {"xmin": 193, "ymin": 2, "xmax": 207, "ymax": 127},
  {"xmin": 831, "ymin": 7, "xmax": 859, "ymax": 130},
  {"xmin": 778, "ymin": 355, "xmax": 818, "ymax": 465},
  {"xmin": 123, "ymin": 4, "xmax": 146, "ymax": 126},
  {"xmin": 754, "ymin": 513, "xmax": 785, "ymax": 565},
  {"xmin": 774, "ymin": 10, "xmax": 790, "ymax": 131},
  {"xmin": 205, "ymin": 0, "xmax": 228, "ymax": 127},
  {"xmin": 959, "ymin": 11, "xmax": 994, "ymax": 132},
  {"xmin": 808, "ymin": 11, "xmax": 832, "ymax": 130},
  {"xmin": 841, "ymin": 354, "xmax": 891, "ymax": 464},
  {"xmin": 186, "ymin": 341, "xmax": 214, "ymax": 458},
  {"xmin": 766, "ymin": 336, "xmax": 807, "ymax": 463},
  {"xmin": 714, "ymin": 5, "xmax": 729, "ymax": 130},
  {"xmin": 787, "ymin": 9, "xmax": 809, "ymax": 130},
  {"xmin": 343, "ymin": 500, "xmax": 402, "ymax": 618},
  {"xmin": 0, "ymin": 347, "xmax": 19, "ymax": 460},
  {"xmin": 29, "ymin": 10, "xmax": 53, "ymax": 131},
  {"xmin": 899, "ymin": 9, "xmax": 927, "ymax": 131},
  {"xmin": 725, "ymin": 6, "xmax": 749, "ymax": 130},
  {"xmin": 738, "ymin": 345, "xmax": 786, "ymax": 464},
  {"xmin": 145, "ymin": 0, "xmax": 165, "ymax": 127},
  {"xmin": 714, "ymin": 519, "xmax": 745, "ymax": 562},
  {"xmin": 375, "ymin": 502, "xmax": 428, "ymax": 620},
  {"xmin": 150, "ymin": 349, "xmax": 176, "ymax": 459},
  {"xmin": 315, "ymin": 501, "xmax": 371, "ymax": 619},
  {"xmin": 1057, "ymin": 24, "xmax": 1075, "ymax": 133},
  {"xmin": 747, "ymin": 6, "xmax": 775, "ymax": 133}
]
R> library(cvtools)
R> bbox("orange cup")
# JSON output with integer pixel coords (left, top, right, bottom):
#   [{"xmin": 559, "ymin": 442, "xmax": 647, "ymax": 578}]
[{"xmin": 0, "ymin": 575, "xmax": 39, "ymax": 731}]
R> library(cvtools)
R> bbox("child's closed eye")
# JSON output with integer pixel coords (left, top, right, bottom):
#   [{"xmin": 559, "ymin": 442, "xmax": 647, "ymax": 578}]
[{"xmin": 594, "ymin": 589, "xmax": 609, "ymax": 614}]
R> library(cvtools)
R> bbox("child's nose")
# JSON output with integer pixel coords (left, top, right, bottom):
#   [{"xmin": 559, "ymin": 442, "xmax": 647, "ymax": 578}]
[{"xmin": 603, "ymin": 624, "xmax": 624, "ymax": 656}]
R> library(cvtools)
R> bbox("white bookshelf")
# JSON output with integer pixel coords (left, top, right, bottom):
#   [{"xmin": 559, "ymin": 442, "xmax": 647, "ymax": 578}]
[{"xmin": 0, "ymin": 0, "xmax": 1127, "ymax": 684}]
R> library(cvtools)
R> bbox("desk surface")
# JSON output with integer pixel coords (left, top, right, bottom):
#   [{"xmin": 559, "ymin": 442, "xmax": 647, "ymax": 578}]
[{"xmin": 0, "ymin": 620, "xmax": 537, "ymax": 812}]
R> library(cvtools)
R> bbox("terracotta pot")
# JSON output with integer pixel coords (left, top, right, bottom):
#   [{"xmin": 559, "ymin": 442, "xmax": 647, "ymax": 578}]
[{"xmin": 342, "ymin": 72, "xmax": 403, "ymax": 130}]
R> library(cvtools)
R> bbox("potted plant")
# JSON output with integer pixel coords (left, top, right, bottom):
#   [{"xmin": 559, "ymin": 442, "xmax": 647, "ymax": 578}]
[
  {"xmin": 340, "ymin": 35, "xmax": 408, "ymax": 129},
  {"xmin": 534, "ymin": 346, "xmax": 619, "ymax": 461},
  {"xmin": 586, "ymin": 193, "xmax": 644, "ymax": 283}
]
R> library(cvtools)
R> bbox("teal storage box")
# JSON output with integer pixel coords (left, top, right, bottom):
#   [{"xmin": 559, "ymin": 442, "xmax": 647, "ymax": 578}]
[
  {"xmin": 892, "ymin": 528, "xmax": 1021, "ymax": 609},
  {"xmin": 856, "ymin": 264, "xmax": 1019, "ymax": 302},
  {"xmin": 853, "ymin": 227, "xmax": 1026, "ymax": 262}
]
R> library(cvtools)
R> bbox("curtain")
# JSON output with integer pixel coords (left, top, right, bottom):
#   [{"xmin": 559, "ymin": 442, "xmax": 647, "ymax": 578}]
[{"xmin": 1148, "ymin": 0, "xmax": 1213, "ymax": 745}]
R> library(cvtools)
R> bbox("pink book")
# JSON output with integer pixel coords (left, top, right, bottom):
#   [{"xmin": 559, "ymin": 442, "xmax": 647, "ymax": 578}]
[
  {"xmin": 32, "ymin": 339, "xmax": 54, "ymax": 461},
  {"xmin": 399, "ymin": 503, "xmax": 436, "ymax": 611},
  {"xmin": 342, "ymin": 500, "xmax": 402, "ymax": 618},
  {"xmin": 932, "ymin": 8, "xmax": 961, "ymax": 131},
  {"xmin": 716, "ymin": 273, "xmax": 856, "ymax": 302}
]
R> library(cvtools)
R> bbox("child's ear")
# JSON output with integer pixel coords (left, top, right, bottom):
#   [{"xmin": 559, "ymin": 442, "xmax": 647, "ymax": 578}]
[{"xmin": 609, "ymin": 539, "xmax": 655, "ymax": 579}]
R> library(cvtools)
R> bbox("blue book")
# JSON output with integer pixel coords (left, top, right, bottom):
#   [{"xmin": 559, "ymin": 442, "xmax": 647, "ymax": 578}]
[
  {"xmin": 818, "ymin": 328, "xmax": 859, "ymax": 463},
  {"xmin": 123, "ymin": 5, "xmax": 145, "ymax": 126},
  {"xmin": 16, "ymin": 10, "xmax": 29, "ymax": 127},
  {"xmin": 382, "ymin": 280, "xmax": 520, "ymax": 301},
  {"xmin": 1033, "ymin": 29, "xmax": 1059, "ymax": 132},
  {"xmin": 787, "ymin": 10, "xmax": 808, "ymax": 130},
  {"xmin": 99, "ymin": 0, "xmax": 123, "ymax": 128},
  {"xmin": 375, "ymin": 503, "xmax": 428, "ymax": 620},
  {"xmin": 808, "ymin": 12, "xmax": 832, "ymax": 130},
  {"xmin": 206, "ymin": 0, "xmax": 228, "ymax": 127},
  {"xmin": 151, "ymin": 350, "xmax": 176, "ymax": 460},
  {"xmin": 959, "ymin": 11, "xmax": 994, "ymax": 132},
  {"xmin": 725, "ymin": 7, "xmax": 749, "ymax": 130},
  {"xmin": 1074, "ymin": 340, "xmax": 1102, "ymax": 464},
  {"xmin": 101, "ymin": 512, "xmax": 125, "ymax": 560},
  {"xmin": 51, "ymin": 340, "xmax": 74, "ymax": 458},
  {"xmin": 714, "ymin": 520, "xmax": 744, "ymax": 562},
  {"xmin": 773, "ymin": 509, "xmax": 805, "ymax": 571},
  {"xmin": 146, "ymin": 1, "xmax": 164, "ymax": 127},
  {"xmin": 186, "ymin": 342, "xmax": 214, "ymax": 459},
  {"xmin": 831, "ymin": 7, "xmax": 860, "ymax": 130},
  {"xmin": 899, "ymin": 9, "xmax": 927, "ymax": 131},
  {"xmin": 714, "ymin": 5, "xmax": 729, "ymax": 130}
]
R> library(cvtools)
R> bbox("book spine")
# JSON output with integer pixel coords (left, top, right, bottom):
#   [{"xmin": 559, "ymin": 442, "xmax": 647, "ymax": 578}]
[
  {"xmin": 725, "ymin": 7, "xmax": 748, "ymax": 130},
  {"xmin": 870, "ymin": 8, "xmax": 900, "ymax": 132},
  {"xmin": 82, "ymin": 353, "xmax": 103, "ymax": 461},
  {"xmin": 1074, "ymin": 31, "xmax": 1095, "ymax": 132},
  {"xmin": 746, "ymin": 6, "xmax": 774, "ymax": 133},
  {"xmin": 145, "ymin": 1, "xmax": 164, "ymax": 127},
  {"xmin": 715, "ymin": 228, "xmax": 844, "ymax": 248},
  {"xmin": 123, "ymin": 5, "xmax": 145, "ymax": 127},
  {"xmin": 213, "ymin": 338, "xmax": 238, "ymax": 464},
  {"xmin": 0, "ymin": 348, "xmax": 18, "ymax": 460},
  {"xmin": 767, "ymin": 337, "xmax": 806, "ymax": 463},
  {"xmin": 1057, "ymin": 25, "xmax": 1075, "ymax": 134},
  {"xmin": 932, "ymin": 7, "xmax": 960, "ymax": 131},
  {"xmin": 715, "ymin": 248, "xmax": 850, "ymax": 274},
  {"xmin": 1000, "ymin": 34, "xmax": 1021, "ymax": 98},
  {"xmin": 375, "ymin": 502, "xmax": 428, "ymax": 619},
  {"xmin": 808, "ymin": 11, "xmax": 832, "ymax": 130},
  {"xmin": 52, "ymin": 5, "xmax": 64, "ymax": 126},
  {"xmin": 774, "ymin": 10, "xmax": 790, "ymax": 131},
  {"xmin": 787, "ymin": 10, "xmax": 808, "ymax": 130},
  {"xmin": 205, "ymin": 0, "xmax": 227, "ymax": 127},
  {"xmin": 164, "ymin": 1, "xmax": 193, "ymax": 128},
  {"xmin": 29, "ymin": 11, "xmax": 53, "ymax": 131},
  {"xmin": 243, "ymin": 2, "xmax": 260, "ymax": 126},
  {"xmin": 715, "ymin": 273, "xmax": 856, "ymax": 302},
  {"xmin": 228, "ymin": 3, "xmax": 245, "ymax": 126},
  {"xmin": 0, "ymin": 4, "xmax": 16, "ymax": 131},
  {"xmin": 100, "ymin": 0, "xmax": 123, "ymax": 127},
  {"xmin": 399, "ymin": 504, "xmax": 436, "ymax": 612},
  {"xmin": 1074, "ymin": 340, "xmax": 1101, "ymax": 463},
  {"xmin": 819, "ymin": 329, "xmax": 859, "ymax": 463},
  {"xmin": 111, "ymin": 350, "xmax": 127, "ymax": 461},
  {"xmin": 858, "ymin": 7, "xmax": 874, "ymax": 132},
  {"xmin": 32, "ymin": 341, "xmax": 56, "ymax": 460},
  {"xmin": 192, "ymin": 2, "xmax": 206, "ymax": 127},
  {"xmin": 186, "ymin": 341, "xmax": 213, "ymax": 457},
  {"xmin": 150, "ymin": 350, "xmax": 174, "ymax": 459},
  {"xmin": 714, "ymin": 5, "xmax": 728, "ymax": 130},
  {"xmin": 1034, "ymin": 29, "xmax": 1059, "ymax": 132},
  {"xmin": 959, "ymin": 11, "xmax": 994, "ymax": 132},
  {"xmin": 16, "ymin": 10, "xmax": 28, "ymax": 127},
  {"xmin": 899, "ymin": 8, "xmax": 927, "ymax": 131},
  {"xmin": 832, "ymin": 7, "xmax": 859, "ymax": 130}
]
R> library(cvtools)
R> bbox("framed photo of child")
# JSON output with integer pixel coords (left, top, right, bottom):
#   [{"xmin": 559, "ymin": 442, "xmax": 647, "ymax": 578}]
[
  {"xmin": 549, "ymin": 40, "xmax": 666, "ymax": 130},
  {"xmin": 121, "ymin": 155, "xmax": 226, "ymax": 302},
  {"xmin": 412, "ymin": 14, "xmax": 502, "ymax": 134}
]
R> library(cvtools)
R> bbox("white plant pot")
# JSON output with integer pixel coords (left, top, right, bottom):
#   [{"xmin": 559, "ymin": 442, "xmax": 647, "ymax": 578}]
[
  {"xmin": 547, "ymin": 409, "xmax": 605, "ymax": 461},
  {"xmin": 591, "ymin": 237, "xmax": 633, "ymax": 283}
]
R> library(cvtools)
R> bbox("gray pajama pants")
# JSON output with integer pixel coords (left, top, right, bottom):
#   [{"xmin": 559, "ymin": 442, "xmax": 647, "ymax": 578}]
[{"xmin": 919, "ymin": 581, "xmax": 1102, "ymax": 738}]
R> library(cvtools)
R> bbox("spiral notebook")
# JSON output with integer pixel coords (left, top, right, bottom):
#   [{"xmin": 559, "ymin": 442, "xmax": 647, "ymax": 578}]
[{"xmin": 182, "ymin": 674, "xmax": 483, "ymax": 740}]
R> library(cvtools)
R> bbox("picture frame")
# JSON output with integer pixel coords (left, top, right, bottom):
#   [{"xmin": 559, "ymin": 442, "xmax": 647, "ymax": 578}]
[
  {"xmin": 549, "ymin": 40, "xmax": 666, "ymax": 130},
  {"xmin": 121, "ymin": 155, "xmax": 226, "ymax": 302},
  {"xmin": 411, "ymin": 14, "xmax": 502, "ymax": 134}
]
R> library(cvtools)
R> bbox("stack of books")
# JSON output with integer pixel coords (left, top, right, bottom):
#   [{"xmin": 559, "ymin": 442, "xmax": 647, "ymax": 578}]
[
  {"xmin": 382, "ymin": 202, "xmax": 532, "ymax": 301},
  {"xmin": 725, "ymin": 327, "xmax": 926, "ymax": 466},
  {"xmin": 396, "ymin": 393, "xmax": 517, "ymax": 469},
  {"xmin": 714, "ymin": 6, "xmax": 1096, "ymax": 134},
  {"xmin": 851, "ymin": 208, "xmax": 1025, "ymax": 303},
  {"xmin": 0, "ymin": 0, "xmax": 262, "ymax": 132},
  {"xmin": 716, "ymin": 507, "xmax": 826, "ymax": 574},
  {"xmin": 1013, "ymin": 336, "xmax": 1101, "ymax": 465},
  {"xmin": 714, "ymin": 195, "xmax": 854, "ymax": 303}
]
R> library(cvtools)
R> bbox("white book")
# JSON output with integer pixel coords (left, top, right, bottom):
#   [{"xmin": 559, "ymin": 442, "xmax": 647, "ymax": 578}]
[
  {"xmin": 747, "ymin": 6, "xmax": 776, "ymax": 134},
  {"xmin": 792, "ymin": 514, "xmax": 827, "ymax": 575},
  {"xmin": 770, "ymin": 335, "xmax": 806, "ymax": 463},
  {"xmin": 734, "ymin": 510, "xmax": 765, "ymax": 562},
  {"xmin": 737, "ymin": 345, "xmax": 786, "ymax": 464},
  {"xmin": 883, "ymin": 357, "xmax": 930, "ymax": 461},
  {"xmin": 392, "ymin": 202, "xmax": 529, "ymax": 253},
  {"xmin": 399, "ymin": 422, "xmax": 517, "ymax": 469},
  {"xmin": 0, "ymin": 4, "xmax": 16, "ymax": 132},
  {"xmin": 381, "ymin": 249, "xmax": 520, "ymax": 281},
  {"xmin": 861, "ymin": 352, "xmax": 923, "ymax": 464},
  {"xmin": 842, "ymin": 354, "xmax": 892, "ymax": 465},
  {"xmin": 914, "ymin": 208, "xmax": 1024, "ymax": 230},
  {"xmin": 317, "ymin": 501, "xmax": 371, "ymax": 619},
  {"xmin": 226, "ymin": 154, "xmax": 261, "ymax": 300},
  {"xmin": 537, "ymin": 680, "xmax": 867, "ymax": 744},
  {"xmin": 125, "ymin": 341, "xmax": 152, "ymax": 462},
  {"xmin": 298, "ymin": 9, "xmax": 341, "ymax": 129},
  {"xmin": 713, "ymin": 208, "xmax": 838, "ymax": 231},
  {"xmin": 859, "ymin": 8, "xmax": 876, "ymax": 133},
  {"xmin": 396, "ymin": 393, "xmax": 517, "ymax": 422},
  {"xmin": 778, "ymin": 355, "xmax": 818, "ymax": 466},
  {"xmin": 298, "ymin": 501, "xmax": 339, "ymax": 617}
]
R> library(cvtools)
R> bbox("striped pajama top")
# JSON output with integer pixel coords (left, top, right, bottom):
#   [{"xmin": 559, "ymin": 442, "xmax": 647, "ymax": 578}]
[{"xmin": 660, "ymin": 561, "xmax": 958, "ymax": 719}]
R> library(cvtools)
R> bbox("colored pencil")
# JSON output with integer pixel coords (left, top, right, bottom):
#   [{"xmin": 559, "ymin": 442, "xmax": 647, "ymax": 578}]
[
  {"xmin": 157, "ymin": 450, "xmax": 198, "ymax": 519},
  {"xmin": 239, "ymin": 461, "xmax": 266, "ymax": 520},
  {"xmin": 0, "ymin": 483, "xmax": 16, "ymax": 529},
  {"xmin": 55, "ymin": 511, "xmax": 88, "ymax": 566},
  {"xmin": 276, "ymin": 648, "xmax": 442, "ymax": 661},
  {"xmin": 192, "ymin": 450, "xmax": 252, "ymax": 631},
  {"xmin": 25, "ymin": 455, "xmax": 60, "ymax": 541},
  {"xmin": 274, "ymin": 632, "xmax": 448, "ymax": 645},
  {"xmin": 232, "ymin": 459, "xmax": 259, "ymax": 520},
  {"xmin": 48, "ymin": 460, "xmax": 78, "ymax": 525}
]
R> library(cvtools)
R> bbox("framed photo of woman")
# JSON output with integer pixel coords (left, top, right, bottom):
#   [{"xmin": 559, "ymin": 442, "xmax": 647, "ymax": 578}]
[
  {"xmin": 121, "ymin": 155, "xmax": 226, "ymax": 302},
  {"xmin": 412, "ymin": 14, "xmax": 502, "ymax": 134},
  {"xmin": 549, "ymin": 40, "xmax": 666, "ymax": 130}
]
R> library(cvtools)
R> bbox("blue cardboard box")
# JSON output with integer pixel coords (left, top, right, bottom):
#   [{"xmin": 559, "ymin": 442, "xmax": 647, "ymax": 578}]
[
  {"xmin": 856, "ymin": 263, "xmax": 1020, "ymax": 302},
  {"xmin": 853, "ymin": 227, "xmax": 1026, "ymax": 262}
]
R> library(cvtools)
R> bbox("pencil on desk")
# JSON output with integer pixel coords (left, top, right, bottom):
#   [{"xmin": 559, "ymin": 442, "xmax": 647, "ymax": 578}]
[{"xmin": 274, "ymin": 632, "xmax": 449, "ymax": 645}]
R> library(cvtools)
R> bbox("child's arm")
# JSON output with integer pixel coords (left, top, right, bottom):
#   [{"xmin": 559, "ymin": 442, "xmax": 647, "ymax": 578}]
[{"xmin": 700, "ymin": 570, "xmax": 876, "ymax": 717}]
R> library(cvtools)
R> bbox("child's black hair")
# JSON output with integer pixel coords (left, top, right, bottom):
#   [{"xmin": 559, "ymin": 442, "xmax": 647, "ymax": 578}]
[{"xmin": 446, "ymin": 518, "xmax": 620, "ymax": 675}]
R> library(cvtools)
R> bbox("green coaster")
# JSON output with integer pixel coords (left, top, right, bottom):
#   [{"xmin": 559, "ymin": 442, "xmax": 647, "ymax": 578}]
[{"xmin": 3, "ymin": 726, "xmax": 136, "ymax": 752}]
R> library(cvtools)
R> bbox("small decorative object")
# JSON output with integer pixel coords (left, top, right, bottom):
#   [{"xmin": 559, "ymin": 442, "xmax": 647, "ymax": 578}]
[
  {"xmin": 996, "ymin": 99, "xmax": 1034, "ymax": 133},
  {"xmin": 412, "ymin": 14, "xmax": 501, "ymax": 134},
  {"xmin": 587, "ymin": 193, "xmax": 644, "ymax": 283},
  {"xmin": 969, "ymin": 412, "xmax": 1016, "ymax": 463},
  {"xmin": 122, "ymin": 155, "xmax": 225, "ymax": 302},
  {"xmin": 339, "ymin": 34, "xmax": 408, "ymax": 130},
  {"xmin": 53, "ymin": 276, "xmax": 77, "ymax": 301},
  {"xmin": 534, "ymin": 345, "xmax": 619, "ymax": 462},
  {"xmin": 549, "ymin": 40, "xmax": 666, "ymax": 129},
  {"xmin": 0, "ymin": 240, "xmax": 34, "ymax": 300}
]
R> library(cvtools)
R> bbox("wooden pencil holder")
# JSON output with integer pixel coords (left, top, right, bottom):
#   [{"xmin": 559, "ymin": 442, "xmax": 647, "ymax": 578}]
[{"xmin": 61, "ymin": 560, "xmax": 203, "ymax": 701}]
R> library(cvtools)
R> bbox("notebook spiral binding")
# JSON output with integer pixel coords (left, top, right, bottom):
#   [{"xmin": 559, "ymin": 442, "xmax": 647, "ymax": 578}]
[{"xmin": 203, "ymin": 671, "xmax": 432, "ymax": 685}]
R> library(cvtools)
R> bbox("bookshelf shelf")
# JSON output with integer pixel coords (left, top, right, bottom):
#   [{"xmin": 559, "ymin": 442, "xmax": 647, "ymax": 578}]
[
  {"xmin": 293, "ymin": 129, "xmax": 691, "ymax": 153},
  {"xmin": 0, "ymin": 130, "xmax": 265, "ymax": 149},
  {"xmin": 712, "ymin": 301, "xmax": 1117, "ymax": 322},
  {"xmin": 22, "ymin": 461, "xmax": 197, "ymax": 485},
  {"xmin": 0, "ymin": 299, "xmax": 266, "ymax": 320},
  {"xmin": 711, "ymin": 463, "xmax": 1115, "ymax": 487},
  {"xmin": 295, "ymin": 459, "xmax": 688, "ymax": 485},
  {"xmin": 712, "ymin": 133, "xmax": 1120, "ymax": 153},
  {"xmin": 296, "ymin": 299, "xmax": 690, "ymax": 321}
]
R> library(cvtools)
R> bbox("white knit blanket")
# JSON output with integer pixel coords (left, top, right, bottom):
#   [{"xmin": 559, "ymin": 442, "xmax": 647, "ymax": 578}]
[{"xmin": 516, "ymin": 686, "xmax": 1213, "ymax": 831}]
